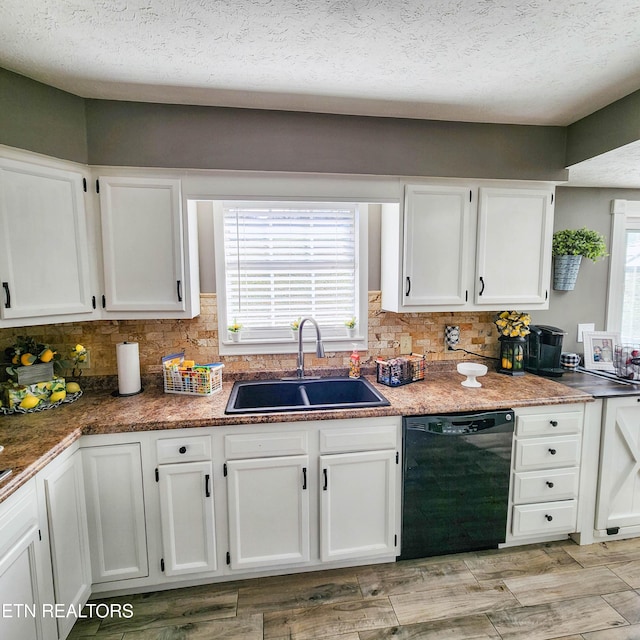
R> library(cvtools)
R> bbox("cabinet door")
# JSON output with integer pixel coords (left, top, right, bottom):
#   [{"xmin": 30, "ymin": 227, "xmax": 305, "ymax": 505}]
[
  {"xmin": 475, "ymin": 187, "xmax": 553, "ymax": 306},
  {"xmin": 83, "ymin": 443, "xmax": 149, "ymax": 582},
  {"xmin": 320, "ymin": 450, "xmax": 397, "ymax": 562},
  {"xmin": 98, "ymin": 176, "xmax": 185, "ymax": 312},
  {"xmin": 226, "ymin": 455, "xmax": 310, "ymax": 571},
  {"xmin": 43, "ymin": 451, "xmax": 91, "ymax": 639},
  {"xmin": 0, "ymin": 156, "xmax": 93, "ymax": 320},
  {"xmin": 403, "ymin": 185, "xmax": 471, "ymax": 306},
  {"xmin": 596, "ymin": 397, "xmax": 640, "ymax": 530},
  {"xmin": 158, "ymin": 461, "xmax": 216, "ymax": 577},
  {"xmin": 0, "ymin": 529, "xmax": 44, "ymax": 640}
]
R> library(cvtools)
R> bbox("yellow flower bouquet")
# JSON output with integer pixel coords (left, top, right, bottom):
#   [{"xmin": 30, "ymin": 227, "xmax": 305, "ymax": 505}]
[{"xmin": 494, "ymin": 311, "xmax": 531, "ymax": 338}]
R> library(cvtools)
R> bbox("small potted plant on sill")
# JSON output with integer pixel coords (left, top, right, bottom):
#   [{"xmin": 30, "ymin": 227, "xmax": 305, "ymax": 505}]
[
  {"xmin": 552, "ymin": 227, "xmax": 608, "ymax": 291},
  {"xmin": 345, "ymin": 317, "xmax": 357, "ymax": 337},
  {"xmin": 290, "ymin": 317, "xmax": 302, "ymax": 339},
  {"xmin": 228, "ymin": 320, "xmax": 243, "ymax": 342}
]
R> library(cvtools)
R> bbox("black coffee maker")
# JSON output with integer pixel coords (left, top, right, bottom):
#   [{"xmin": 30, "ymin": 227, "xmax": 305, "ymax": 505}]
[{"xmin": 526, "ymin": 325, "xmax": 566, "ymax": 377}]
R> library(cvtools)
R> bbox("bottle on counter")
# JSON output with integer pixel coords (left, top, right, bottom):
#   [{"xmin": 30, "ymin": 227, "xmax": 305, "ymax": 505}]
[{"xmin": 349, "ymin": 345, "xmax": 361, "ymax": 378}]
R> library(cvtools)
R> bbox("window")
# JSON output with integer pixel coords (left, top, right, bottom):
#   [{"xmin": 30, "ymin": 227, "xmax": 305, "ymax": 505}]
[
  {"xmin": 212, "ymin": 200, "xmax": 368, "ymax": 354},
  {"xmin": 607, "ymin": 199, "xmax": 640, "ymax": 342}
]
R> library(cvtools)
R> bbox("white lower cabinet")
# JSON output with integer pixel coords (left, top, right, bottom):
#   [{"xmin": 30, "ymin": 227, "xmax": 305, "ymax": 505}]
[
  {"xmin": 226, "ymin": 455, "xmax": 310, "ymax": 571},
  {"xmin": 38, "ymin": 448, "xmax": 91, "ymax": 639},
  {"xmin": 319, "ymin": 450, "xmax": 397, "ymax": 562},
  {"xmin": 595, "ymin": 396, "xmax": 640, "ymax": 535},
  {"xmin": 158, "ymin": 460, "xmax": 216, "ymax": 577},
  {"xmin": 82, "ymin": 442, "xmax": 148, "ymax": 583},
  {"xmin": 505, "ymin": 403, "xmax": 584, "ymax": 545},
  {"xmin": 0, "ymin": 480, "xmax": 51, "ymax": 640}
]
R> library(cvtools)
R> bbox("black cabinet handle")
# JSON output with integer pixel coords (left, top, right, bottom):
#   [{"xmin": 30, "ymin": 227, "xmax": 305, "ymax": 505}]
[
  {"xmin": 179, "ymin": 446, "xmax": 187, "ymax": 454},
  {"xmin": 302, "ymin": 467, "xmax": 307, "ymax": 490},
  {"xmin": 479, "ymin": 276, "xmax": 485, "ymax": 296},
  {"xmin": 546, "ymin": 481, "xmax": 554, "ymax": 488},
  {"xmin": 102, "ymin": 294, "xmax": 106, "ymax": 309},
  {"xmin": 205, "ymin": 474, "xmax": 211, "ymax": 497},
  {"xmin": 550, "ymin": 420, "xmax": 558, "ymax": 427},
  {"xmin": 405, "ymin": 276, "xmax": 411, "ymax": 297},
  {"xmin": 545, "ymin": 514, "xmax": 553, "ymax": 521},
  {"xmin": 548, "ymin": 448, "xmax": 557, "ymax": 455},
  {"xmin": 2, "ymin": 282, "xmax": 10, "ymax": 309},
  {"xmin": 323, "ymin": 468, "xmax": 328, "ymax": 491},
  {"xmin": 92, "ymin": 295, "xmax": 96, "ymax": 310},
  {"xmin": 177, "ymin": 280, "xmax": 183, "ymax": 302}
]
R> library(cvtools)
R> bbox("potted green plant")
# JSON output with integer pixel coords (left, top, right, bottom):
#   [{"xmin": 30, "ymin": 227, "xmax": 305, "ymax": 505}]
[
  {"xmin": 552, "ymin": 227, "xmax": 608, "ymax": 290},
  {"xmin": 227, "ymin": 320, "xmax": 243, "ymax": 342},
  {"xmin": 345, "ymin": 317, "xmax": 357, "ymax": 337},
  {"xmin": 290, "ymin": 317, "xmax": 301, "ymax": 339}
]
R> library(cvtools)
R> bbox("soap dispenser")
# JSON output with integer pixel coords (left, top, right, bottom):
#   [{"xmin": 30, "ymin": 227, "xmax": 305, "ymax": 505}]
[{"xmin": 349, "ymin": 345, "xmax": 361, "ymax": 379}]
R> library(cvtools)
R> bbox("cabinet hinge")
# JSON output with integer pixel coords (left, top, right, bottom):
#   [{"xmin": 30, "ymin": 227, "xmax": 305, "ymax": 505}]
[
  {"xmin": 38, "ymin": 529, "xmax": 42, "ymax": 541},
  {"xmin": 606, "ymin": 527, "xmax": 620, "ymax": 536},
  {"xmin": 226, "ymin": 552, "xmax": 231, "ymax": 565},
  {"xmin": 82, "ymin": 177, "xmax": 87, "ymax": 192},
  {"xmin": 95, "ymin": 179, "xmax": 100, "ymax": 194},
  {"xmin": 396, "ymin": 451, "xmax": 399, "ymax": 465},
  {"xmin": 160, "ymin": 558, "xmax": 165, "ymax": 572},
  {"xmin": 155, "ymin": 468, "xmax": 159, "ymax": 482},
  {"xmin": 223, "ymin": 463, "xmax": 228, "ymax": 477}
]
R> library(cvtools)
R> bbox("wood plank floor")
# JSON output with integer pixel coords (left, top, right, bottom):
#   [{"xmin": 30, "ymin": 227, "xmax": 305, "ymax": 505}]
[{"xmin": 68, "ymin": 537, "xmax": 640, "ymax": 640}]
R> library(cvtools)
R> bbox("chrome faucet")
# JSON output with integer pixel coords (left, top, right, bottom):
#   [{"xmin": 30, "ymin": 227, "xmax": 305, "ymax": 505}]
[{"xmin": 296, "ymin": 317, "xmax": 325, "ymax": 378}]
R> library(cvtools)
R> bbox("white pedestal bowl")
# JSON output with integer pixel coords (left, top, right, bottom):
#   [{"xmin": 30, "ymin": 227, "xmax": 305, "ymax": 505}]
[{"xmin": 457, "ymin": 362, "xmax": 488, "ymax": 388}]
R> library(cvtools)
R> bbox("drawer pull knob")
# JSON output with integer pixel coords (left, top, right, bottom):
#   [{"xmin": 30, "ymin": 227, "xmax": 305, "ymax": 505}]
[
  {"xmin": 545, "ymin": 514, "xmax": 553, "ymax": 522},
  {"xmin": 548, "ymin": 448, "xmax": 557, "ymax": 455},
  {"xmin": 179, "ymin": 446, "xmax": 187, "ymax": 454},
  {"xmin": 550, "ymin": 420, "xmax": 558, "ymax": 427},
  {"xmin": 546, "ymin": 481, "xmax": 554, "ymax": 488}
]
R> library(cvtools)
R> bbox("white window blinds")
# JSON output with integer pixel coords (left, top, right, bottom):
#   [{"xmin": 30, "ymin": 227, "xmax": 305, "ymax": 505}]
[{"xmin": 222, "ymin": 201, "xmax": 359, "ymax": 332}]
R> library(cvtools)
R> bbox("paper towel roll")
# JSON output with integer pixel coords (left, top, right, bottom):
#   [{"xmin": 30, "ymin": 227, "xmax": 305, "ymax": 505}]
[{"xmin": 116, "ymin": 342, "xmax": 142, "ymax": 395}]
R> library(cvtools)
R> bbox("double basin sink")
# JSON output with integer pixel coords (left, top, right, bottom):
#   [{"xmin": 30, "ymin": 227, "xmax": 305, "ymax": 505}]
[{"xmin": 225, "ymin": 376, "xmax": 390, "ymax": 414}]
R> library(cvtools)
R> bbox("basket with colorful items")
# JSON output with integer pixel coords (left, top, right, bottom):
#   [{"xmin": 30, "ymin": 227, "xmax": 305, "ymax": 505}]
[
  {"xmin": 162, "ymin": 353, "xmax": 224, "ymax": 396},
  {"xmin": 614, "ymin": 344, "xmax": 640, "ymax": 381},
  {"xmin": 376, "ymin": 353, "xmax": 426, "ymax": 387},
  {"xmin": 1, "ymin": 336, "xmax": 84, "ymax": 414}
]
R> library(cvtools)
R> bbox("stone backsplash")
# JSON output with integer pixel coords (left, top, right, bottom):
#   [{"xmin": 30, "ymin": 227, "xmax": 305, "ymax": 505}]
[{"xmin": 0, "ymin": 293, "xmax": 500, "ymax": 379}]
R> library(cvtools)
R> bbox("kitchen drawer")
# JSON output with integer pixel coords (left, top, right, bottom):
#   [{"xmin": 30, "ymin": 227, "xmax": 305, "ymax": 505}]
[
  {"xmin": 512, "ymin": 467, "xmax": 579, "ymax": 504},
  {"xmin": 516, "ymin": 411, "xmax": 582, "ymax": 437},
  {"xmin": 512, "ymin": 499, "xmax": 577, "ymax": 537},
  {"xmin": 319, "ymin": 424, "xmax": 398, "ymax": 453},
  {"xmin": 514, "ymin": 435, "xmax": 581, "ymax": 471},
  {"xmin": 224, "ymin": 431, "xmax": 308, "ymax": 459},
  {"xmin": 156, "ymin": 435, "xmax": 212, "ymax": 463}
]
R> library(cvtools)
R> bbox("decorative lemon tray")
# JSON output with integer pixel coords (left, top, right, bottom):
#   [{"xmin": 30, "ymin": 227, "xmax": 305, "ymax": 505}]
[{"xmin": 0, "ymin": 391, "xmax": 83, "ymax": 416}]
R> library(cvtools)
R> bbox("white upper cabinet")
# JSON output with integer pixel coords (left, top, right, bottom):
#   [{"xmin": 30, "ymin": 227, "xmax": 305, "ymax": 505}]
[
  {"xmin": 475, "ymin": 188, "xmax": 553, "ymax": 306},
  {"xmin": 98, "ymin": 176, "xmax": 199, "ymax": 317},
  {"xmin": 401, "ymin": 184, "xmax": 472, "ymax": 307},
  {"xmin": 381, "ymin": 181, "xmax": 555, "ymax": 312},
  {"xmin": 0, "ymin": 154, "xmax": 94, "ymax": 324}
]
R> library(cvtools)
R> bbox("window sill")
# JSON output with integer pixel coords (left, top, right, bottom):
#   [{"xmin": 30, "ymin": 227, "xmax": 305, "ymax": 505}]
[{"xmin": 218, "ymin": 335, "xmax": 367, "ymax": 356}]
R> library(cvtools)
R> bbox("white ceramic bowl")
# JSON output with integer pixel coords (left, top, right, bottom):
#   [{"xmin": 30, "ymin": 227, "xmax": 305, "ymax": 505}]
[{"xmin": 457, "ymin": 362, "xmax": 488, "ymax": 387}]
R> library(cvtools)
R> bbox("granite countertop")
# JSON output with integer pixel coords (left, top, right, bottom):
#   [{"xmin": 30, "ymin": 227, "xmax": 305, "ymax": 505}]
[
  {"xmin": 0, "ymin": 369, "xmax": 592, "ymax": 504},
  {"xmin": 555, "ymin": 368, "xmax": 640, "ymax": 398}
]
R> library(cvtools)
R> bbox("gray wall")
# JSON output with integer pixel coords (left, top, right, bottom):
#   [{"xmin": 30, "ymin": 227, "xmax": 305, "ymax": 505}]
[
  {"xmin": 531, "ymin": 186, "xmax": 640, "ymax": 354},
  {"xmin": 85, "ymin": 99, "xmax": 568, "ymax": 180},
  {"xmin": 0, "ymin": 69, "xmax": 88, "ymax": 163}
]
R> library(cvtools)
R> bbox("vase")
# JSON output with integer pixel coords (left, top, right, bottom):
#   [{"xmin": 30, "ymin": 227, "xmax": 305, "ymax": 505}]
[
  {"xmin": 229, "ymin": 331, "xmax": 241, "ymax": 343},
  {"xmin": 346, "ymin": 327, "xmax": 356, "ymax": 338},
  {"xmin": 553, "ymin": 255, "xmax": 582, "ymax": 291},
  {"xmin": 498, "ymin": 336, "xmax": 526, "ymax": 376}
]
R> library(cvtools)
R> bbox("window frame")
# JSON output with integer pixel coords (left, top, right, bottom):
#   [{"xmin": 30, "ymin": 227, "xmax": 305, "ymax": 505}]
[
  {"xmin": 606, "ymin": 199, "xmax": 640, "ymax": 340},
  {"xmin": 212, "ymin": 199, "xmax": 369, "ymax": 356}
]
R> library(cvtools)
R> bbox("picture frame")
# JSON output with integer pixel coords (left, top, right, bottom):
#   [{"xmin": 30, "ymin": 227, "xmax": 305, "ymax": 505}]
[{"xmin": 583, "ymin": 331, "xmax": 620, "ymax": 371}]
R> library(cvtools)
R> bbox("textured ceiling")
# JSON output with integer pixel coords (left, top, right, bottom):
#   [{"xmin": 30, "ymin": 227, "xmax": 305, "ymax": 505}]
[{"xmin": 1, "ymin": 0, "xmax": 640, "ymax": 184}]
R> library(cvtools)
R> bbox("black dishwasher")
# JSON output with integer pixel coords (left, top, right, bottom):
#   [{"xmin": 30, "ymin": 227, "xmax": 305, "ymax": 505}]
[{"xmin": 400, "ymin": 409, "xmax": 514, "ymax": 560}]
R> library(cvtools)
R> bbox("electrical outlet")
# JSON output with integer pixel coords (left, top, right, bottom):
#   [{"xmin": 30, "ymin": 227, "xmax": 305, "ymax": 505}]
[
  {"xmin": 577, "ymin": 323, "xmax": 595, "ymax": 343},
  {"xmin": 400, "ymin": 335, "xmax": 412, "ymax": 354}
]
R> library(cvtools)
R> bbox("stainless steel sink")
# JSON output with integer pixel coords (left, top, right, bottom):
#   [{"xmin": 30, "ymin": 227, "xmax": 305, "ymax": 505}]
[{"xmin": 225, "ymin": 377, "xmax": 390, "ymax": 414}]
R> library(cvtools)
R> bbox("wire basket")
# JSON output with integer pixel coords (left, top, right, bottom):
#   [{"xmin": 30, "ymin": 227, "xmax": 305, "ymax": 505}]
[
  {"xmin": 614, "ymin": 344, "xmax": 640, "ymax": 381},
  {"xmin": 376, "ymin": 354, "xmax": 426, "ymax": 387},
  {"xmin": 162, "ymin": 353, "xmax": 224, "ymax": 396}
]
